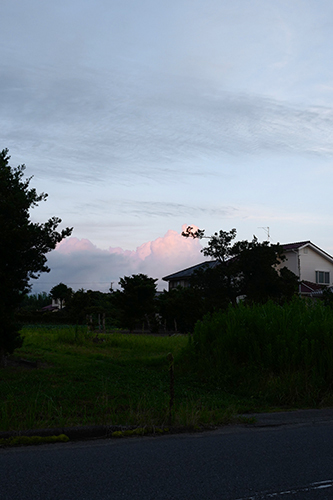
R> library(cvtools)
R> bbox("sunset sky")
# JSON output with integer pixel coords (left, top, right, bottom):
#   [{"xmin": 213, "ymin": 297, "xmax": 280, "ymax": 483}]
[{"xmin": 2, "ymin": 0, "xmax": 333, "ymax": 292}]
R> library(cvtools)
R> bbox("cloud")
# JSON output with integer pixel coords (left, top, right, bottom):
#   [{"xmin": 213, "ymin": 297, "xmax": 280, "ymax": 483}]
[
  {"xmin": 31, "ymin": 226, "xmax": 203, "ymax": 294},
  {"xmin": 3, "ymin": 0, "xmax": 333, "ymax": 190},
  {"xmin": 4, "ymin": 72, "xmax": 333, "ymax": 188},
  {"xmin": 112, "ymin": 201, "xmax": 238, "ymax": 218}
]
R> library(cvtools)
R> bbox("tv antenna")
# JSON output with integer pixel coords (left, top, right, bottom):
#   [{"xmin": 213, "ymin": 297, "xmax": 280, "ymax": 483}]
[{"xmin": 258, "ymin": 227, "xmax": 270, "ymax": 241}]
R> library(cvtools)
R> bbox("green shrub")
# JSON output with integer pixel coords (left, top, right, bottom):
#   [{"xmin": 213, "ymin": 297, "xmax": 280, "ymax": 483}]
[{"xmin": 188, "ymin": 298, "xmax": 333, "ymax": 404}]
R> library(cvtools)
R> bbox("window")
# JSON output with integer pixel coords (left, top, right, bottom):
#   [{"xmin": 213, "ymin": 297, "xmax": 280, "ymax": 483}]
[{"xmin": 316, "ymin": 271, "xmax": 330, "ymax": 285}]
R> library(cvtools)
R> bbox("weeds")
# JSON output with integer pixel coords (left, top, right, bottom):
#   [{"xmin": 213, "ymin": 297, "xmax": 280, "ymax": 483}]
[
  {"xmin": 3, "ymin": 302, "xmax": 332, "ymax": 434},
  {"xmin": 188, "ymin": 298, "xmax": 333, "ymax": 405},
  {"xmin": 0, "ymin": 327, "xmax": 242, "ymax": 431}
]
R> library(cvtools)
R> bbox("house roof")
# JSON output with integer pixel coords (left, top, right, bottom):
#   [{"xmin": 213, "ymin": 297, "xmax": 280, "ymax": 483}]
[
  {"xmin": 41, "ymin": 304, "xmax": 59, "ymax": 312},
  {"xmin": 281, "ymin": 241, "xmax": 311, "ymax": 251},
  {"xmin": 299, "ymin": 280, "xmax": 325, "ymax": 294},
  {"xmin": 162, "ymin": 260, "xmax": 219, "ymax": 282},
  {"xmin": 281, "ymin": 241, "xmax": 333, "ymax": 263}
]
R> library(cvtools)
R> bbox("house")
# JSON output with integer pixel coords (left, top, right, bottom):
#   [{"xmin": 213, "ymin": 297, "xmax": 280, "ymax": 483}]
[
  {"xmin": 163, "ymin": 241, "xmax": 333, "ymax": 296},
  {"xmin": 40, "ymin": 304, "xmax": 59, "ymax": 312},
  {"xmin": 51, "ymin": 297, "xmax": 66, "ymax": 310},
  {"xmin": 163, "ymin": 260, "xmax": 219, "ymax": 291},
  {"xmin": 40, "ymin": 298, "xmax": 65, "ymax": 312},
  {"xmin": 277, "ymin": 241, "xmax": 333, "ymax": 295}
]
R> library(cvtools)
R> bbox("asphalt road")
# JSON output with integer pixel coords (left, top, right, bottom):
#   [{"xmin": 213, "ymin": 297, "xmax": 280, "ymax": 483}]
[{"xmin": 1, "ymin": 414, "xmax": 333, "ymax": 499}]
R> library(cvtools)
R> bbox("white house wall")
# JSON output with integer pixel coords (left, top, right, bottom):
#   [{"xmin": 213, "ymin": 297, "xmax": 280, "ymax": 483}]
[
  {"xmin": 282, "ymin": 251, "xmax": 299, "ymax": 276},
  {"xmin": 283, "ymin": 247, "xmax": 333, "ymax": 285},
  {"xmin": 299, "ymin": 247, "xmax": 333, "ymax": 284}
]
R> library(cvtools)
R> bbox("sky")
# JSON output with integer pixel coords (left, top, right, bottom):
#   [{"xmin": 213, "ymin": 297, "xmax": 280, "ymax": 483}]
[{"xmin": 2, "ymin": 0, "xmax": 333, "ymax": 293}]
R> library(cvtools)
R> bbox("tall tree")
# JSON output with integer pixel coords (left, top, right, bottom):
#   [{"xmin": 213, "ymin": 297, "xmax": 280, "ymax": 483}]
[
  {"xmin": 158, "ymin": 286, "xmax": 204, "ymax": 333},
  {"xmin": 50, "ymin": 283, "xmax": 73, "ymax": 309},
  {"xmin": 183, "ymin": 226, "xmax": 298, "ymax": 306},
  {"xmin": 113, "ymin": 274, "xmax": 157, "ymax": 332},
  {"xmin": 66, "ymin": 289, "xmax": 114, "ymax": 325},
  {"xmin": 233, "ymin": 237, "xmax": 298, "ymax": 303},
  {"xmin": 183, "ymin": 226, "xmax": 239, "ymax": 304},
  {"xmin": 0, "ymin": 149, "xmax": 73, "ymax": 359}
]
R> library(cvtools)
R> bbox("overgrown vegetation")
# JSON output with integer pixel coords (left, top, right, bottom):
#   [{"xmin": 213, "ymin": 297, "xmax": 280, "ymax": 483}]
[
  {"xmin": 3, "ymin": 298, "xmax": 333, "ymax": 433},
  {"xmin": 0, "ymin": 326, "xmax": 244, "ymax": 432},
  {"xmin": 188, "ymin": 298, "xmax": 333, "ymax": 406}
]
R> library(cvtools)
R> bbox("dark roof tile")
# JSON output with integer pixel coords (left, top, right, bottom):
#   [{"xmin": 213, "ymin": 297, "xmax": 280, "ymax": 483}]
[
  {"xmin": 281, "ymin": 241, "xmax": 311, "ymax": 251},
  {"xmin": 162, "ymin": 260, "xmax": 219, "ymax": 281}
]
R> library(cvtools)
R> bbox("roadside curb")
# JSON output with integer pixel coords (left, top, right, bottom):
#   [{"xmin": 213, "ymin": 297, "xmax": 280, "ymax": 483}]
[
  {"xmin": 241, "ymin": 408, "xmax": 333, "ymax": 427},
  {"xmin": 0, "ymin": 425, "xmax": 123, "ymax": 441},
  {"xmin": 2, "ymin": 408, "xmax": 333, "ymax": 443}
]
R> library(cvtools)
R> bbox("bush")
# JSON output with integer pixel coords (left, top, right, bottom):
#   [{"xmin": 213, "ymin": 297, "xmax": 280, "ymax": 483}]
[{"xmin": 188, "ymin": 298, "xmax": 333, "ymax": 404}]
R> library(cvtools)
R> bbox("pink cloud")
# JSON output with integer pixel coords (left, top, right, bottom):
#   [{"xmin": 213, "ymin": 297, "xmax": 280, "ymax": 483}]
[
  {"xmin": 56, "ymin": 238, "xmax": 100, "ymax": 254},
  {"xmin": 57, "ymin": 227, "xmax": 203, "ymax": 266},
  {"xmin": 32, "ymin": 225, "xmax": 204, "ymax": 293}
]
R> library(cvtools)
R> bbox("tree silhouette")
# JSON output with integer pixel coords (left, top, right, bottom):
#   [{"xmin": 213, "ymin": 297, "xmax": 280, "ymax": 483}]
[
  {"xmin": 0, "ymin": 149, "xmax": 72, "ymax": 360},
  {"xmin": 113, "ymin": 274, "xmax": 157, "ymax": 331},
  {"xmin": 182, "ymin": 226, "xmax": 298, "ymax": 307},
  {"xmin": 50, "ymin": 283, "xmax": 73, "ymax": 309}
]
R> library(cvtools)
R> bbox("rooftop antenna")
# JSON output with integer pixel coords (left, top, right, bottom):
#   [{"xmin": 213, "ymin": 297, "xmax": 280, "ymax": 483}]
[{"xmin": 258, "ymin": 227, "xmax": 270, "ymax": 242}]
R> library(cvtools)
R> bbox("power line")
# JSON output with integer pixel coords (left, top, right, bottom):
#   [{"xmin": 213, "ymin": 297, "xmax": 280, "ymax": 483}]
[{"xmin": 31, "ymin": 281, "xmax": 113, "ymax": 285}]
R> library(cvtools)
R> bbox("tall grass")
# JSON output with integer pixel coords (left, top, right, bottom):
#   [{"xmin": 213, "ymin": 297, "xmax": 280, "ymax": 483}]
[
  {"xmin": 188, "ymin": 298, "xmax": 333, "ymax": 406},
  {"xmin": 0, "ymin": 327, "xmax": 242, "ymax": 431}
]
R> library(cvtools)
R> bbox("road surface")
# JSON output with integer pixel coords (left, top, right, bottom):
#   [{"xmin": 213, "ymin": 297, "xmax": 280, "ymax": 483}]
[{"xmin": 1, "ymin": 417, "xmax": 333, "ymax": 499}]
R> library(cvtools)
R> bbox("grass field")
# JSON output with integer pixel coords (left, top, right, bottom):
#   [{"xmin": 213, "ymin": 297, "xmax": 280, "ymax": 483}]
[{"xmin": 0, "ymin": 325, "xmax": 257, "ymax": 432}]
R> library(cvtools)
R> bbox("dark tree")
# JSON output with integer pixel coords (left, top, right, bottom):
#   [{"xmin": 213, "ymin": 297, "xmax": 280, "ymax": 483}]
[
  {"xmin": 201, "ymin": 228, "xmax": 237, "ymax": 264},
  {"xmin": 184, "ymin": 227, "xmax": 239, "ymax": 306},
  {"xmin": 113, "ymin": 274, "xmax": 157, "ymax": 332},
  {"xmin": 0, "ymin": 149, "xmax": 73, "ymax": 359},
  {"xmin": 233, "ymin": 237, "xmax": 299, "ymax": 303},
  {"xmin": 158, "ymin": 286, "xmax": 204, "ymax": 333},
  {"xmin": 66, "ymin": 289, "xmax": 115, "ymax": 325},
  {"xmin": 20, "ymin": 292, "xmax": 51, "ymax": 312},
  {"xmin": 50, "ymin": 283, "xmax": 73, "ymax": 309},
  {"xmin": 182, "ymin": 227, "xmax": 298, "ymax": 307},
  {"xmin": 190, "ymin": 263, "xmax": 238, "ymax": 311}
]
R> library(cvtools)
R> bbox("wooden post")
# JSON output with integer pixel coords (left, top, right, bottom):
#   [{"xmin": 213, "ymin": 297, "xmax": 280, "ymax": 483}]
[{"xmin": 86, "ymin": 314, "xmax": 92, "ymax": 331}]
